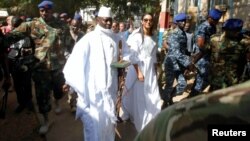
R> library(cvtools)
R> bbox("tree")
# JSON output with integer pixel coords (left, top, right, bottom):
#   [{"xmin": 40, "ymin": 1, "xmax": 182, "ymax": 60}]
[{"xmin": 0, "ymin": 0, "xmax": 161, "ymax": 21}]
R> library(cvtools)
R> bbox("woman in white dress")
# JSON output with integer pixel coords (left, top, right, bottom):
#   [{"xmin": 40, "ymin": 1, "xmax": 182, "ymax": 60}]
[{"xmin": 121, "ymin": 13, "xmax": 162, "ymax": 132}]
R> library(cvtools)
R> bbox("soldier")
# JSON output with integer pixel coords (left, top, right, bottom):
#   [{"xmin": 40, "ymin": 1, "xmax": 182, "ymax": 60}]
[
  {"xmin": 209, "ymin": 19, "xmax": 246, "ymax": 90},
  {"xmin": 162, "ymin": 13, "xmax": 195, "ymax": 109},
  {"xmin": 10, "ymin": 1, "xmax": 70, "ymax": 134},
  {"xmin": 189, "ymin": 9, "xmax": 223, "ymax": 97}
]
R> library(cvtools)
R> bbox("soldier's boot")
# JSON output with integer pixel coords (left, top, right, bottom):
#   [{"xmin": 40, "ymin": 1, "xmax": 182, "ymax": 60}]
[{"xmin": 39, "ymin": 113, "xmax": 51, "ymax": 135}]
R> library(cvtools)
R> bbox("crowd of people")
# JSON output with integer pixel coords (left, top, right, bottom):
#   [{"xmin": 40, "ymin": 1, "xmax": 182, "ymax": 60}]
[{"xmin": 0, "ymin": 0, "xmax": 250, "ymax": 141}]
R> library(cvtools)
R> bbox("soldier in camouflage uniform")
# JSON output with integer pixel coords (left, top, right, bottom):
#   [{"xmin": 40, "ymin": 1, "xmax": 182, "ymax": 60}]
[
  {"xmin": 10, "ymin": 1, "xmax": 71, "ymax": 134},
  {"xmin": 189, "ymin": 9, "xmax": 222, "ymax": 97},
  {"xmin": 134, "ymin": 80, "xmax": 250, "ymax": 141},
  {"xmin": 162, "ymin": 13, "xmax": 195, "ymax": 109},
  {"xmin": 209, "ymin": 19, "xmax": 246, "ymax": 90}
]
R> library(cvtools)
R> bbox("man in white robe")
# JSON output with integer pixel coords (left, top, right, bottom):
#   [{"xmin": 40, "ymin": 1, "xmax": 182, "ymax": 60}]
[{"xmin": 63, "ymin": 6, "xmax": 119, "ymax": 141}]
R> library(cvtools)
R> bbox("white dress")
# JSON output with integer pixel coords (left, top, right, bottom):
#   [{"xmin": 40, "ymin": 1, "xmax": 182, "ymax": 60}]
[
  {"xmin": 63, "ymin": 25, "xmax": 119, "ymax": 141},
  {"xmin": 121, "ymin": 30, "xmax": 161, "ymax": 132}
]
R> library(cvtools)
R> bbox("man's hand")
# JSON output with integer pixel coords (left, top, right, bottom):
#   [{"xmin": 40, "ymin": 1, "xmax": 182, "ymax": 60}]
[{"xmin": 62, "ymin": 84, "xmax": 70, "ymax": 93}]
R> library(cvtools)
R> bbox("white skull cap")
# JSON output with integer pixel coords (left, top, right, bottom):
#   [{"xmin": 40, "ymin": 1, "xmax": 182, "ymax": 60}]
[{"xmin": 98, "ymin": 6, "xmax": 112, "ymax": 18}]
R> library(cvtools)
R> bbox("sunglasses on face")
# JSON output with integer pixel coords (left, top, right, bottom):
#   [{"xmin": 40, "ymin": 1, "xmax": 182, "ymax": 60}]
[{"xmin": 143, "ymin": 18, "xmax": 153, "ymax": 23}]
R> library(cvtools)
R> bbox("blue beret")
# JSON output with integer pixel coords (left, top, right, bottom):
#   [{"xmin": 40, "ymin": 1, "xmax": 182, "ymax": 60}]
[
  {"xmin": 209, "ymin": 9, "xmax": 222, "ymax": 20},
  {"xmin": 174, "ymin": 13, "xmax": 187, "ymax": 22},
  {"xmin": 38, "ymin": 0, "xmax": 53, "ymax": 9},
  {"xmin": 222, "ymin": 18, "xmax": 243, "ymax": 30},
  {"xmin": 74, "ymin": 14, "xmax": 82, "ymax": 20}
]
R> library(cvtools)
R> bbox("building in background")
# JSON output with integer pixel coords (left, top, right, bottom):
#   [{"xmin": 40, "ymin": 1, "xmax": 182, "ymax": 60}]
[
  {"xmin": 79, "ymin": 7, "xmax": 96, "ymax": 24},
  {"xmin": 158, "ymin": 0, "xmax": 250, "ymax": 48}
]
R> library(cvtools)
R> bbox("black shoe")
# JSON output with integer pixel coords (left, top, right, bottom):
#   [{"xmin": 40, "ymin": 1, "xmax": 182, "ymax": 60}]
[{"xmin": 15, "ymin": 105, "xmax": 25, "ymax": 113}]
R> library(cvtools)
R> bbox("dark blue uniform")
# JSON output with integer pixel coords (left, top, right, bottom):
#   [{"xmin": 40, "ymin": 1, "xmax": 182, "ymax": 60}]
[
  {"xmin": 192, "ymin": 21, "xmax": 216, "ymax": 94},
  {"xmin": 163, "ymin": 27, "xmax": 191, "ymax": 102}
]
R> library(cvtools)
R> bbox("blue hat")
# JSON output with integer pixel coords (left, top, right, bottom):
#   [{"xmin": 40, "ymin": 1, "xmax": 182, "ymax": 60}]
[
  {"xmin": 74, "ymin": 14, "xmax": 82, "ymax": 20},
  {"xmin": 208, "ymin": 9, "xmax": 222, "ymax": 20},
  {"xmin": 174, "ymin": 13, "xmax": 187, "ymax": 22},
  {"xmin": 222, "ymin": 18, "xmax": 243, "ymax": 30},
  {"xmin": 38, "ymin": 0, "xmax": 53, "ymax": 9}
]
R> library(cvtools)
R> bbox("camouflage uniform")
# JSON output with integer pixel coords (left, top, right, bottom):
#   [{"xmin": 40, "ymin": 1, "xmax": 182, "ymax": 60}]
[
  {"xmin": 163, "ymin": 27, "xmax": 191, "ymax": 103},
  {"xmin": 12, "ymin": 17, "xmax": 70, "ymax": 114},
  {"xmin": 209, "ymin": 32, "xmax": 245, "ymax": 90},
  {"xmin": 191, "ymin": 21, "xmax": 216, "ymax": 94},
  {"xmin": 134, "ymin": 80, "xmax": 250, "ymax": 141}
]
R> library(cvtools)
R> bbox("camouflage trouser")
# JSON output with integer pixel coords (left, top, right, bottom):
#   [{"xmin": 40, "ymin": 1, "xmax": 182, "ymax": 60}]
[{"xmin": 32, "ymin": 69, "xmax": 65, "ymax": 114}]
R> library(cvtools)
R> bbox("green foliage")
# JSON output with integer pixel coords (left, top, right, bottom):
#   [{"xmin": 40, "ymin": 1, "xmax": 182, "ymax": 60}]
[{"xmin": 0, "ymin": 0, "xmax": 161, "ymax": 21}]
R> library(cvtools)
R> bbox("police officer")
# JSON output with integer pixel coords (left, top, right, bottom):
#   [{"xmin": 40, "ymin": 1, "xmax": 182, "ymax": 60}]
[
  {"xmin": 189, "ymin": 9, "xmax": 223, "ymax": 97},
  {"xmin": 10, "ymin": 1, "xmax": 70, "ymax": 134},
  {"xmin": 210, "ymin": 19, "xmax": 245, "ymax": 90},
  {"xmin": 162, "ymin": 13, "xmax": 195, "ymax": 109}
]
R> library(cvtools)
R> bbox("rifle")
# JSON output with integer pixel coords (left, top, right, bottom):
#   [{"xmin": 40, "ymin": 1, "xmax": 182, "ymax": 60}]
[{"xmin": 0, "ymin": 84, "xmax": 9, "ymax": 119}]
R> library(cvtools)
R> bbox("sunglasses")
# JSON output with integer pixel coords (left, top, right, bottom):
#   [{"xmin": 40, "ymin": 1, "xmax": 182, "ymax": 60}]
[{"xmin": 143, "ymin": 18, "xmax": 153, "ymax": 23}]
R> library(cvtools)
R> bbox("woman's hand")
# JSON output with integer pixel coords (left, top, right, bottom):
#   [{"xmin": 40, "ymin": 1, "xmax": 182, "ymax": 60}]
[
  {"xmin": 137, "ymin": 70, "xmax": 144, "ymax": 81},
  {"xmin": 62, "ymin": 84, "xmax": 70, "ymax": 93}
]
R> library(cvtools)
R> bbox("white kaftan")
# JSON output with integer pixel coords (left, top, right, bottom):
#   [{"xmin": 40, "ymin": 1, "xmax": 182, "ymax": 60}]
[
  {"xmin": 121, "ymin": 29, "xmax": 161, "ymax": 132},
  {"xmin": 63, "ymin": 25, "xmax": 119, "ymax": 141}
]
